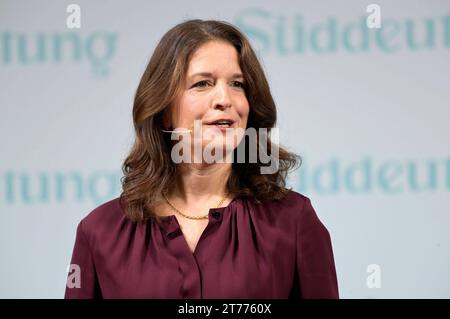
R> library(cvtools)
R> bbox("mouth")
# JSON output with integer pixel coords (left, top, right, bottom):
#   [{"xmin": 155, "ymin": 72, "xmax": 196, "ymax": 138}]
[{"xmin": 204, "ymin": 118, "xmax": 236, "ymax": 129}]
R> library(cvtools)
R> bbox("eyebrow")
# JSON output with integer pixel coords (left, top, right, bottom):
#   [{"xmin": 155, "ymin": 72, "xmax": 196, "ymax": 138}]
[{"xmin": 188, "ymin": 72, "xmax": 244, "ymax": 79}]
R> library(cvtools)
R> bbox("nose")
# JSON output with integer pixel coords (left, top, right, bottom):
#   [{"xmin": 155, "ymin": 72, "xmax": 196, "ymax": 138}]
[{"xmin": 212, "ymin": 81, "xmax": 232, "ymax": 110}]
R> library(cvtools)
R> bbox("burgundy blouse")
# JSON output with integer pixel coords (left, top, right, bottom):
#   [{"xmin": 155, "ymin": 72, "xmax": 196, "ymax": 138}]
[{"xmin": 64, "ymin": 191, "xmax": 338, "ymax": 299}]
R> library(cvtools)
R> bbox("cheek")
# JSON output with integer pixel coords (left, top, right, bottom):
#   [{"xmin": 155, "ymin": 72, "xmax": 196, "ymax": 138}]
[
  {"xmin": 237, "ymin": 100, "xmax": 250, "ymax": 124},
  {"xmin": 187, "ymin": 94, "xmax": 210, "ymax": 114},
  {"xmin": 175, "ymin": 97, "xmax": 205, "ymax": 125}
]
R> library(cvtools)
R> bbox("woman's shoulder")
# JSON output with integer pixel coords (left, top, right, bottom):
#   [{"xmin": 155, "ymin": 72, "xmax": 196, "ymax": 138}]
[
  {"xmin": 284, "ymin": 189, "xmax": 310, "ymax": 204},
  {"xmin": 262, "ymin": 189, "xmax": 311, "ymax": 211},
  {"xmin": 76, "ymin": 197, "xmax": 128, "ymax": 238},
  {"xmin": 257, "ymin": 189, "xmax": 320, "ymax": 224}
]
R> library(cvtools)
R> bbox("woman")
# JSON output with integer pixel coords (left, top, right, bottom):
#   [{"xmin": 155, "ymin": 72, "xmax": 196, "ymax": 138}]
[{"xmin": 65, "ymin": 19, "xmax": 339, "ymax": 299}]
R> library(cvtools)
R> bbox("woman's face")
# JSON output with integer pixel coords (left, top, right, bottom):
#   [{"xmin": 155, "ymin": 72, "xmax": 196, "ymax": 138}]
[{"xmin": 164, "ymin": 40, "xmax": 250, "ymax": 160}]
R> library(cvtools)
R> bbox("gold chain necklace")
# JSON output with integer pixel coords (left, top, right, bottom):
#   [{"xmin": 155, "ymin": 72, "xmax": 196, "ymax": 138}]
[{"xmin": 163, "ymin": 192, "xmax": 228, "ymax": 220}]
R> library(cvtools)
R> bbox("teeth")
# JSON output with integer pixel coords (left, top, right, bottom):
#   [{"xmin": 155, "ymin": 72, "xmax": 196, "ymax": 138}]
[{"xmin": 212, "ymin": 121, "xmax": 231, "ymax": 126}]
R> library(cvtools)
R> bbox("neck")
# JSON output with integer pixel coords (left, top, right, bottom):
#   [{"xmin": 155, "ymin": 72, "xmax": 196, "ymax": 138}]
[{"xmin": 172, "ymin": 162, "xmax": 231, "ymax": 203}]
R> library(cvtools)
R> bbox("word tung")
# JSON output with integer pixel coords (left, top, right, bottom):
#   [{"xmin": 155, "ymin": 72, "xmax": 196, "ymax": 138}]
[{"xmin": 0, "ymin": 31, "xmax": 117, "ymax": 76}]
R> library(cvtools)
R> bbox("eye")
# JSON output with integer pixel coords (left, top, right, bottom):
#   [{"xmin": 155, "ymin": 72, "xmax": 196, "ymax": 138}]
[
  {"xmin": 192, "ymin": 80, "xmax": 211, "ymax": 88},
  {"xmin": 231, "ymin": 81, "xmax": 246, "ymax": 89}
]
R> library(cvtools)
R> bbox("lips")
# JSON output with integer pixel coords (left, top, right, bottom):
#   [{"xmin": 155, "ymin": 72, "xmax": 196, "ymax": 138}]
[{"xmin": 204, "ymin": 118, "xmax": 236, "ymax": 128}]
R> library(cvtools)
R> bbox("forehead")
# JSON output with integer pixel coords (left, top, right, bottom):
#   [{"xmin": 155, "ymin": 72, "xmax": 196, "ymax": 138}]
[{"xmin": 187, "ymin": 41, "xmax": 241, "ymax": 74}]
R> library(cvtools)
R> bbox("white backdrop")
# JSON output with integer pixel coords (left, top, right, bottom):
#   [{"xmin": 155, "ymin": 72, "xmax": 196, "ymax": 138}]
[{"xmin": 1, "ymin": 0, "xmax": 449, "ymax": 298}]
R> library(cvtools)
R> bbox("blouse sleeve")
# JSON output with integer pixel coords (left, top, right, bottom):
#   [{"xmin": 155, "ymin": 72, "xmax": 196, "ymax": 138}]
[
  {"xmin": 64, "ymin": 219, "xmax": 101, "ymax": 299},
  {"xmin": 296, "ymin": 197, "xmax": 339, "ymax": 298}
]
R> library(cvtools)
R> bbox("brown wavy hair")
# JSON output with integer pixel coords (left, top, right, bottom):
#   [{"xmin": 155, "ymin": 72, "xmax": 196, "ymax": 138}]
[{"xmin": 120, "ymin": 19, "xmax": 300, "ymax": 222}]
